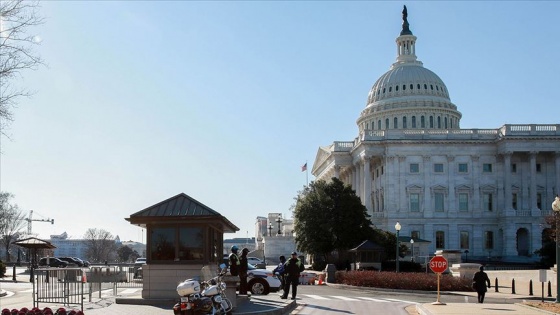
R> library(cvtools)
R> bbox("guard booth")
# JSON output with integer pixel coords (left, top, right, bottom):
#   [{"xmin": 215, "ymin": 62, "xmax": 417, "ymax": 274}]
[
  {"xmin": 349, "ymin": 240, "xmax": 385, "ymax": 270},
  {"xmin": 125, "ymin": 193, "xmax": 239, "ymax": 299}
]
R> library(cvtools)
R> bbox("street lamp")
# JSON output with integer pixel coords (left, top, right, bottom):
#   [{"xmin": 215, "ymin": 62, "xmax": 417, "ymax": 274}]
[
  {"xmin": 395, "ymin": 222, "xmax": 401, "ymax": 273},
  {"xmin": 410, "ymin": 238, "xmax": 415, "ymax": 262},
  {"xmin": 552, "ymin": 195, "xmax": 560, "ymax": 303},
  {"xmin": 276, "ymin": 215, "xmax": 283, "ymax": 235},
  {"xmin": 268, "ymin": 223, "xmax": 273, "ymax": 237}
]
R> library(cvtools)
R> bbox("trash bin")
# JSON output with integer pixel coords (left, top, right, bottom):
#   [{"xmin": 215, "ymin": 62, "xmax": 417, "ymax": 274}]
[{"xmin": 325, "ymin": 264, "xmax": 336, "ymax": 283}]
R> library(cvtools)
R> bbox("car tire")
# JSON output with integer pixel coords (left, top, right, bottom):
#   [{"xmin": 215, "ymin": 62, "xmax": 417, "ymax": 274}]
[{"xmin": 249, "ymin": 278, "xmax": 270, "ymax": 295}]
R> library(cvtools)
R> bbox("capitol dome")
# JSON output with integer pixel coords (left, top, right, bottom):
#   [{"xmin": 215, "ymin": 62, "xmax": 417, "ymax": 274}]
[{"xmin": 357, "ymin": 6, "xmax": 462, "ymax": 132}]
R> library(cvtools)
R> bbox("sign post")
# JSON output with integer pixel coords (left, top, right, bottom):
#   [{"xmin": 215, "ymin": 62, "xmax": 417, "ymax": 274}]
[{"xmin": 429, "ymin": 256, "xmax": 448, "ymax": 305}]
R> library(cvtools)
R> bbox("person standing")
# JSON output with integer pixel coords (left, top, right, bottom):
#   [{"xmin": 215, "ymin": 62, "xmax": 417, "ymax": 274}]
[
  {"xmin": 280, "ymin": 252, "xmax": 305, "ymax": 300},
  {"xmin": 228, "ymin": 245, "xmax": 240, "ymax": 277},
  {"xmin": 472, "ymin": 265, "xmax": 491, "ymax": 303},
  {"xmin": 239, "ymin": 248, "xmax": 249, "ymax": 295},
  {"xmin": 273, "ymin": 255, "xmax": 286, "ymax": 290}
]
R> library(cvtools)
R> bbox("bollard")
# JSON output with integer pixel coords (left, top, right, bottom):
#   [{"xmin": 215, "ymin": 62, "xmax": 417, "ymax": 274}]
[
  {"xmin": 12, "ymin": 265, "xmax": 16, "ymax": 282},
  {"xmin": 495, "ymin": 277, "xmax": 499, "ymax": 292},
  {"xmin": 529, "ymin": 279, "xmax": 533, "ymax": 296},
  {"xmin": 548, "ymin": 281, "xmax": 552, "ymax": 297},
  {"xmin": 512, "ymin": 278, "xmax": 516, "ymax": 294}
]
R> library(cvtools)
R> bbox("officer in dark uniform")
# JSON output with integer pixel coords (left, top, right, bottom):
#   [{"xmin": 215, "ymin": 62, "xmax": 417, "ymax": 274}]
[
  {"xmin": 280, "ymin": 251, "xmax": 304, "ymax": 300},
  {"xmin": 228, "ymin": 245, "xmax": 240, "ymax": 276}
]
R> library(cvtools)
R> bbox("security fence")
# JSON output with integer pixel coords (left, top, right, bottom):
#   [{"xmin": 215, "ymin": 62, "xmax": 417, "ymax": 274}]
[
  {"xmin": 33, "ymin": 268, "xmax": 85, "ymax": 311},
  {"xmin": 33, "ymin": 264, "xmax": 144, "ymax": 310}
]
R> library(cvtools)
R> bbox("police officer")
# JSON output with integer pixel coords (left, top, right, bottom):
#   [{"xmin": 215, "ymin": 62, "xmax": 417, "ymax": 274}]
[
  {"xmin": 280, "ymin": 252, "xmax": 304, "ymax": 300},
  {"xmin": 239, "ymin": 248, "xmax": 249, "ymax": 295},
  {"xmin": 273, "ymin": 255, "xmax": 286, "ymax": 290},
  {"xmin": 228, "ymin": 245, "xmax": 240, "ymax": 276}
]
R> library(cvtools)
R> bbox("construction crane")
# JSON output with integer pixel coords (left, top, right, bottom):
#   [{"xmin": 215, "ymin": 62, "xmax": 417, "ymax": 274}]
[{"xmin": 26, "ymin": 210, "xmax": 54, "ymax": 235}]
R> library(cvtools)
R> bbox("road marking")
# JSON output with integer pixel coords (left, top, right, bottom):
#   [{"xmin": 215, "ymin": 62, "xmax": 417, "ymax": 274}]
[
  {"xmin": 302, "ymin": 294, "xmax": 330, "ymax": 300},
  {"xmin": 356, "ymin": 297, "xmax": 390, "ymax": 302},
  {"xmin": 120, "ymin": 288, "xmax": 140, "ymax": 294},
  {"xmin": 384, "ymin": 298, "xmax": 417, "ymax": 304},
  {"xmin": 329, "ymin": 295, "xmax": 360, "ymax": 301}
]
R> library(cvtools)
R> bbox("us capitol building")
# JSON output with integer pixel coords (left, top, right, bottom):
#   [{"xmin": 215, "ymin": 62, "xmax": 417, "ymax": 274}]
[{"xmin": 311, "ymin": 7, "xmax": 560, "ymax": 263}]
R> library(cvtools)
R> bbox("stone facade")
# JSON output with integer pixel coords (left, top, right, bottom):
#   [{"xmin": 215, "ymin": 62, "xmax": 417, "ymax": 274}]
[{"xmin": 312, "ymin": 8, "xmax": 560, "ymax": 263}]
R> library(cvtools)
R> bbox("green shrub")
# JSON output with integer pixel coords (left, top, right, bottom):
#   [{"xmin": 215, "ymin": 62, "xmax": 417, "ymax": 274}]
[
  {"xmin": 335, "ymin": 270, "xmax": 473, "ymax": 291},
  {"xmin": 312, "ymin": 260, "xmax": 327, "ymax": 271}
]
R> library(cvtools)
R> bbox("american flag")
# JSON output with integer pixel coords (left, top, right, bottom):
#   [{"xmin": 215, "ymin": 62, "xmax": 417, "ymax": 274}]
[{"xmin": 301, "ymin": 163, "xmax": 307, "ymax": 172}]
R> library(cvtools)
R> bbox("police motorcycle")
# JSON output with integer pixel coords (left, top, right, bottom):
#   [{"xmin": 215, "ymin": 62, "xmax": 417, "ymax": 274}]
[{"xmin": 173, "ymin": 263, "xmax": 233, "ymax": 315}]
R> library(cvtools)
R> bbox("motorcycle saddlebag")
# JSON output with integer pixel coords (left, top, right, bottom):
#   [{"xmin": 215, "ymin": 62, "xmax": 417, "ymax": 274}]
[{"xmin": 177, "ymin": 279, "xmax": 201, "ymax": 296}]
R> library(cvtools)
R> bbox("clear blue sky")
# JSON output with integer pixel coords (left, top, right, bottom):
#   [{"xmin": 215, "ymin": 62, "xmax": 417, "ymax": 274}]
[{"xmin": 3, "ymin": 1, "xmax": 558, "ymax": 243}]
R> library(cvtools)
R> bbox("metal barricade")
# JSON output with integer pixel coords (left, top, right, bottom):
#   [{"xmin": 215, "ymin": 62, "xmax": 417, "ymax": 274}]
[{"xmin": 33, "ymin": 267, "xmax": 84, "ymax": 311}]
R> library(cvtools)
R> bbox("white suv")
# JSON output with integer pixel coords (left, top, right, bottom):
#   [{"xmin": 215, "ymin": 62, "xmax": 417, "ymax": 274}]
[{"xmin": 247, "ymin": 264, "xmax": 282, "ymax": 295}]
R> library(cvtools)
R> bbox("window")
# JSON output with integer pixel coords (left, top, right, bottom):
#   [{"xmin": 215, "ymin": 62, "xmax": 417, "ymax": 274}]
[
  {"xmin": 412, "ymin": 116, "xmax": 416, "ymax": 128},
  {"xmin": 537, "ymin": 193, "xmax": 542, "ymax": 209},
  {"xmin": 394, "ymin": 117, "xmax": 398, "ymax": 129},
  {"xmin": 436, "ymin": 231, "xmax": 445, "ymax": 249},
  {"xmin": 458, "ymin": 163, "xmax": 468, "ymax": 173},
  {"xmin": 410, "ymin": 193, "xmax": 420, "ymax": 212},
  {"xmin": 458, "ymin": 193, "xmax": 468, "ymax": 211},
  {"xmin": 429, "ymin": 116, "xmax": 434, "ymax": 128},
  {"xmin": 512, "ymin": 193, "xmax": 518, "ymax": 210},
  {"xmin": 411, "ymin": 231, "xmax": 420, "ymax": 240},
  {"xmin": 150, "ymin": 227, "xmax": 176, "ymax": 261},
  {"xmin": 149, "ymin": 226, "xmax": 210, "ymax": 262},
  {"xmin": 460, "ymin": 231, "xmax": 469, "ymax": 249},
  {"xmin": 483, "ymin": 163, "xmax": 493, "ymax": 173},
  {"xmin": 536, "ymin": 163, "xmax": 541, "ymax": 173},
  {"xmin": 385, "ymin": 118, "xmax": 389, "ymax": 129},
  {"xmin": 485, "ymin": 231, "xmax": 494, "ymax": 249},
  {"xmin": 410, "ymin": 163, "xmax": 419, "ymax": 173},
  {"xmin": 511, "ymin": 163, "xmax": 517, "ymax": 173},
  {"xmin": 434, "ymin": 163, "xmax": 444, "ymax": 173},
  {"xmin": 444, "ymin": 117, "xmax": 448, "ymax": 129},
  {"xmin": 434, "ymin": 192, "xmax": 445, "ymax": 212},
  {"xmin": 378, "ymin": 120, "xmax": 381, "ymax": 130},
  {"xmin": 437, "ymin": 116, "xmax": 441, "ymax": 129},
  {"xmin": 483, "ymin": 193, "xmax": 493, "ymax": 211},
  {"xmin": 403, "ymin": 116, "xmax": 407, "ymax": 128},
  {"xmin": 421, "ymin": 116, "xmax": 425, "ymax": 128}
]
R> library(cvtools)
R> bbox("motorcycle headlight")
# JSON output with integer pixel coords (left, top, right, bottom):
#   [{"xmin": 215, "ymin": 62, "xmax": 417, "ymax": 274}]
[
  {"xmin": 220, "ymin": 282, "xmax": 226, "ymax": 290},
  {"xmin": 213, "ymin": 295, "xmax": 223, "ymax": 303}
]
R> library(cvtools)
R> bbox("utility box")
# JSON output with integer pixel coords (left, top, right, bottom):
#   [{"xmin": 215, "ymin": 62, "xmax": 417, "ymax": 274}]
[{"xmin": 325, "ymin": 264, "xmax": 336, "ymax": 283}]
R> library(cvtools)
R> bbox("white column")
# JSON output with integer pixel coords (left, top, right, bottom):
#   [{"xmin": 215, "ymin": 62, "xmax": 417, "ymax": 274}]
[
  {"xmin": 354, "ymin": 161, "xmax": 362, "ymax": 203},
  {"xmin": 529, "ymin": 151, "xmax": 537, "ymax": 211},
  {"xmin": 503, "ymin": 152, "xmax": 512, "ymax": 211},
  {"xmin": 334, "ymin": 165, "xmax": 340, "ymax": 179},
  {"xmin": 363, "ymin": 156, "xmax": 372, "ymax": 215}
]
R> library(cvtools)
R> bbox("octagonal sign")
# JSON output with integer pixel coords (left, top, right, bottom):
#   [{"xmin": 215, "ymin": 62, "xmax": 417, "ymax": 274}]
[{"xmin": 429, "ymin": 256, "xmax": 448, "ymax": 273}]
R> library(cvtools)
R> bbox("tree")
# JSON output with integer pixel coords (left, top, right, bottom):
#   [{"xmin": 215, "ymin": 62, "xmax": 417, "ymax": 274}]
[
  {"xmin": 0, "ymin": 0, "xmax": 44, "ymax": 130},
  {"xmin": 117, "ymin": 244, "xmax": 139, "ymax": 263},
  {"xmin": 83, "ymin": 228, "xmax": 118, "ymax": 263},
  {"xmin": 293, "ymin": 178, "xmax": 381, "ymax": 263},
  {"xmin": 0, "ymin": 191, "xmax": 26, "ymax": 261}
]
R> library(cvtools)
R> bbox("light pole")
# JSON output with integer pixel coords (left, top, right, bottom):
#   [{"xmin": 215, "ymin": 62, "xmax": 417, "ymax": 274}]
[
  {"xmin": 552, "ymin": 195, "xmax": 560, "ymax": 303},
  {"xmin": 410, "ymin": 238, "xmax": 415, "ymax": 262},
  {"xmin": 268, "ymin": 223, "xmax": 273, "ymax": 237},
  {"xmin": 276, "ymin": 215, "xmax": 283, "ymax": 235},
  {"xmin": 395, "ymin": 222, "xmax": 401, "ymax": 273}
]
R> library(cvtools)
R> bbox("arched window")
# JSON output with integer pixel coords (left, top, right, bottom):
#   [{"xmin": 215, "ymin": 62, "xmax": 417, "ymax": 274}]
[
  {"xmin": 417, "ymin": 84, "xmax": 421, "ymax": 89},
  {"xmin": 385, "ymin": 118, "xmax": 389, "ymax": 129},
  {"xmin": 430, "ymin": 85, "xmax": 434, "ymax": 90},
  {"xmin": 437, "ymin": 116, "xmax": 441, "ymax": 128},
  {"xmin": 430, "ymin": 116, "xmax": 434, "ymax": 128},
  {"xmin": 394, "ymin": 117, "xmax": 398, "ymax": 129},
  {"xmin": 412, "ymin": 116, "xmax": 417, "ymax": 128},
  {"xmin": 389, "ymin": 87, "xmax": 392, "ymax": 92},
  {"xmin": 403, "ymin": 85, "xmax": 406, "ymax": 91},
  {"xmin": 421, "ymin": 116, "xmax": 425, "ymax": 128},
  {"xmin": 403, "ymin": 116, "xmax": 407, "ymax": 128},
  {"xmin": 396, "ymin": 85, "xmax": 399, "ymax": 91},
  {"xmin": 424, "ymin": 84, "xmax": 427, "ymax": 89},
  {"xmin": 410, "ymin": 84, "xmax": 414, "ymax": 90},
  {"xmin": 378, "ymin": 120, "xmax": 381, "ymax": 129},
  {"xmin": 444, "ymin": 117, "xmax": 448, "ymax": 129},
  {"xmin": 383, "ymin": 87, "xmax": 386, "ymax": 93}
]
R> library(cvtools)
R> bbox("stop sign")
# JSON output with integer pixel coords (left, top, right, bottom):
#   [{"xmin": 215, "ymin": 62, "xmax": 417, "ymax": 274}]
[{"xmin": 429, "ymin": 256, "xmax": 448, "ymax": 273}]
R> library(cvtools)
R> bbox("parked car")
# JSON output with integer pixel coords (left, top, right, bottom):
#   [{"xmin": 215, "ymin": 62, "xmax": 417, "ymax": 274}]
[
  {"xmin": 246, "ymin": 263, "xmax": 282, "ymax": 295},
  {"xmin": 57, "ymin": 257, "xmax": 83, "ymax": 267},
  {"xmin": 247, "ymin": 257, "xmax": 266, "ymax": 268},
  {"xmin": 73, "ymin": 257, "xmax": 89, "ymax": 267},
  {"xmin": 38, "ymin": 257, "xmax": 67, "ymax": 268},
  {"xmin": 134, "ymin": 257, "xmax": 146, "ymax": 278}
]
